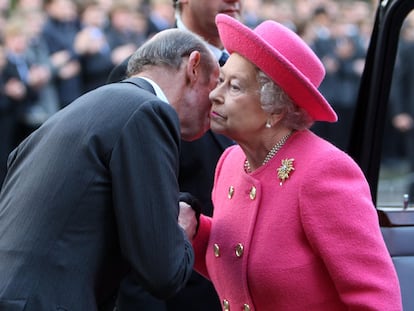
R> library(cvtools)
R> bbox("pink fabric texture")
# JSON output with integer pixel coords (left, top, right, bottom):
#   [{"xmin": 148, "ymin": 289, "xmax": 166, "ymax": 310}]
[
  {"xmin": 193, "ymin": 130, "xmax": 402, "ymax": 310},
  {"xmin": 215, "ymin": 14, "xmax": 338, "ymax": 122}
]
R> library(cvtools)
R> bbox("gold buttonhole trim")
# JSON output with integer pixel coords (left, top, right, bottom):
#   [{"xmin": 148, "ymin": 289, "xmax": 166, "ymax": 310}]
[
  {"xmin": 228, "ymin": 186, "xmax": 235, "ymax": 199},
  {"xmin": 223, "ymin": 299, "xmax": 230, "ymax": 310},
  {"xmin": 235, "ymin": 243, "xmax": 244, "ymax": 257},
  {"xmin": 249, "ymin": 186, "xmax": 256, "ymax": 200},
  {"xmin": 213, "ymin": 243, "xmax": 220, "ymax": 257}
]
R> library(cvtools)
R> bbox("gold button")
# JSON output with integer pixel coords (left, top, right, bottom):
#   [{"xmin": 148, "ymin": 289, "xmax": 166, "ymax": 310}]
[
  {"xmin": 249, "ymin": 186, "xmax": 256, "ymax": 200},
  {"xmin": 235, "ymin": 243, "xmax": 244, "ymax": 257},
  {"xmin": 243, "ymin": 304, "xmax": 250, "ymax": 311},
  {"xmin": 223, "ymin": 299, "xmax": 230, "ymax": 311},
  {"xmin": 228, "ymin": 186, "xmax": 235, "ymax": 199},
  {"xmin": 213, "ymin": 243, "xmax": 220, "ymax": 257}
]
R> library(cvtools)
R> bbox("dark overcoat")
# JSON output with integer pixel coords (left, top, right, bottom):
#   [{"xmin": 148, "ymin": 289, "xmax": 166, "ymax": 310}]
[{"xmin": 0, "ymin": 78, "xmax": 194, "ymax": 310}]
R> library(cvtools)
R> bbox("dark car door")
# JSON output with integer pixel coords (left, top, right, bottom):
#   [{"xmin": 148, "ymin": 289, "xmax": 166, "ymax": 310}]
[{"xmin": 349, "ymin": 0, "xmax": 414, "ymax": 309}]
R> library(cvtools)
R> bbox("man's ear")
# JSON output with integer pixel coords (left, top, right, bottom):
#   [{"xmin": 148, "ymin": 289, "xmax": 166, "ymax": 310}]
[{"xmin": 186, "ymin": 51, "xmax": 201, "ymax": 85}]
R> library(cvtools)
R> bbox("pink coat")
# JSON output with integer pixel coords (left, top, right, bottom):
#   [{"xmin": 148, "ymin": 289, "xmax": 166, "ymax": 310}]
[{"xmin": 193, "ymin": 129, "xmax": 402, "ymax": 311}]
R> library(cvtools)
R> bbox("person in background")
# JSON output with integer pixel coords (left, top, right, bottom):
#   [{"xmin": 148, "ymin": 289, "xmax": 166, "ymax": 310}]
[
  {"xmin": 173, "ymin": 0, "xmax": 240, "ymax": 248},
  {"xmin": 41, "ymin": 0, "xmax": 82, "ymax": 108},
  {"xmin": 1, "ymin": 17, "xmax": 44, "ymax": 153},
  {"xmin": 180, "ymin": 14, "xmax": 402, "ymax": 311},
  {"xmin": 109, "ymin": 1, "xmax": 241, "ymax": 310},
  {"xmin": 0, "ymin": 28, "xmax": 219, "ymax": 310},
  {"xmin": 74, "ymin": 0, "xmax": 114, "ymax": 93},
  {"xmin": 0, "ymin": 44, "xmax": 13, "ymax": 184},
  {"xmin": 0, "ymin": 0, "xmax": 11, "ymax": 185},
  {"xmin": 21, "ymin": 8, "xmax": 60, "ymax": 135},
  {"xmin": 105, "ymin": 1, "xmax": 145, "ymax": 68},
  {"xmin": 307, "ymin": 3, "xmax": 368, "ymax": 151},
  {"xmin": 145, "ymin": 0, "xmax": 175, "ymax": 36},
  {"xmin": 390, "ymin": 14, "xmax": 414, "ymax": 203}
]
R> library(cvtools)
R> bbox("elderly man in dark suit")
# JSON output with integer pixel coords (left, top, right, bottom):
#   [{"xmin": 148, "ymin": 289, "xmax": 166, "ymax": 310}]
[
  {"xmin": 0, "ymin": 28, "xmax": 219, "ymax": 311},
  {"xmin": 107, "ymin": 1, "xmax": 242, "ymax": 310}
]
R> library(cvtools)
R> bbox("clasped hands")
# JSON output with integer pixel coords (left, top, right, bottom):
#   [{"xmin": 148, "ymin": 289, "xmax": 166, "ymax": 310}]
[{"xmin": 178, "ymin": 192, "xmax": 201, "ymax": 240}]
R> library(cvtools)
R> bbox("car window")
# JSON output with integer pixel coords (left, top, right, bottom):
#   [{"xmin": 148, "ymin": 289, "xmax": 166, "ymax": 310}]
[
  {"xmin": 378, "ymin": 10, "xmax": 414, "ymax": 208},
  {"xmin": 350, "ymin": 2, "xmax": 414, "ymax": 309}
]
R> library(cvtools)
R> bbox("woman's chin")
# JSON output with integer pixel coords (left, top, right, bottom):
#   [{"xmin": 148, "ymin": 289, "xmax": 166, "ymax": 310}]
[{"xmin": 210, "ymin": 123, "xmax": 226, "ymax": 135}]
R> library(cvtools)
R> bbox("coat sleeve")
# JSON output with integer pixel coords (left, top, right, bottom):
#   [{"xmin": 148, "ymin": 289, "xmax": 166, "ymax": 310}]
[
  {"xmin": 192, "ymin": 214, "xmax": 212, "ymax": 279},
  {"xmin": 109, "ymin": 100, "xmax": 194, "ymax": 299},
  {"xmin": 299, "ymin": 150, "xmax": 402, "ymax": 310}
]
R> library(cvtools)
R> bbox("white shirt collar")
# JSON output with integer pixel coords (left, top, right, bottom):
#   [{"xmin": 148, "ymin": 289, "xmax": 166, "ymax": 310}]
[{"xmin": 139, "ymin": 77, "xmax": 169, "ymax": 104}]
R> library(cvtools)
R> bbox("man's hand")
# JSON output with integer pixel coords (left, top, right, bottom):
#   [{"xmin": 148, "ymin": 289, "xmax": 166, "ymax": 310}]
[{"xmin": 178, "ymin": 202, "xmax": 198, "ymax": 240}]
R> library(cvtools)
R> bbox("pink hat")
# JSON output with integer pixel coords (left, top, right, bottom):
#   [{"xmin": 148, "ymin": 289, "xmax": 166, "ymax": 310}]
[{"xmin": 215, "ymin": 14, "xmax": 338, "ymax": 122}]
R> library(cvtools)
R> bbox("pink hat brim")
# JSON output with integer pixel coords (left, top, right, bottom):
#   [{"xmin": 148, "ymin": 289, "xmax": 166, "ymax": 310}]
[{"xmin": 216, "ymin": 14, "xmax": 337, "ymax": 122}]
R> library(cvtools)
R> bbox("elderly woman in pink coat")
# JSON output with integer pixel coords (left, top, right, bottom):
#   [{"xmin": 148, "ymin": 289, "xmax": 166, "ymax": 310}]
[{"xmin": 179, "ymin": 14, "xmax": 402, "ymax": 311}]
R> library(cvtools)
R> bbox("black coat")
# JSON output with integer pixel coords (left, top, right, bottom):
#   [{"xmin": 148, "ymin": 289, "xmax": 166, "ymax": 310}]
[{"xmin": 0, "ymin": 78, "xmax": 194, "ymax": 310}]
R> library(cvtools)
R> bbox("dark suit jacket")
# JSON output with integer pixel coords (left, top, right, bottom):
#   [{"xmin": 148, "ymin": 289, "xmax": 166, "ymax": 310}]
[{"xmin": 0, "ymin": 78, "xmax": 194, "ymax": 310}]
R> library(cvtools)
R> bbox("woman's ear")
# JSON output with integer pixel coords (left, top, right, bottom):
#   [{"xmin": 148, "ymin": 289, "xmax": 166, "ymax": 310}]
[{"xmin": 268, "ymin": 113, "xmax": 284, "ymax": 128}]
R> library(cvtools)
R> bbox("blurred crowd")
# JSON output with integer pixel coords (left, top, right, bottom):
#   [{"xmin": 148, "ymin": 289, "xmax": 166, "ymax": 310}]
[{"xmin": 0, "ymin": 0, "xmax": 379, "ymax": 183}]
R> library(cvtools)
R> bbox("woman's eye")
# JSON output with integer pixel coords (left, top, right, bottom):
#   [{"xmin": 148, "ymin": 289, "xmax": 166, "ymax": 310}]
[{"xmin": 230, "ymin": 83, "xmax": 240, "ymax": 91}]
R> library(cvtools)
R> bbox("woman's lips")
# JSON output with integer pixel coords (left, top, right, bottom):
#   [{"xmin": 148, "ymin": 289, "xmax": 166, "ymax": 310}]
[{"xmin": 211, "ymin": 111, "xmax": 226, "ymax": 120}]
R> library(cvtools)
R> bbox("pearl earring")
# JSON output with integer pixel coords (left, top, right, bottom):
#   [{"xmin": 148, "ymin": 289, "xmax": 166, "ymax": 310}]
[{"xmin": 265, "ymin": 120, "xmax": 271, "ymax": 128}]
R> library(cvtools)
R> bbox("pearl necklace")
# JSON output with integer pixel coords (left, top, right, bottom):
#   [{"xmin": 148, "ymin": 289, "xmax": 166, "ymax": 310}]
[{"xmin": 244, "ymin": 131, "xmax": 292, "ymax": 173}]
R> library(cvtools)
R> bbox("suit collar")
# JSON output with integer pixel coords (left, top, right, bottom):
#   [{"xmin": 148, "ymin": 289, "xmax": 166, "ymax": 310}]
[
  {"xmin": 120, "ymin": 77, "xmax": 169, "ymax": 104},
  {"xmin": 121, "ymin": 77, "xmax": 155, "ymax": 93}
]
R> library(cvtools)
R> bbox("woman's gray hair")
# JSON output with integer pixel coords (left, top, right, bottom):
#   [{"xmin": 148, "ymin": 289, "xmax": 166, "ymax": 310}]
[
  {"xmin": 127, "ymin": 29, "xmax": 214, "ymax": 78},
  {"xmin": 257, "ymin": 71, "xmax": 314, "ymax": 130}
]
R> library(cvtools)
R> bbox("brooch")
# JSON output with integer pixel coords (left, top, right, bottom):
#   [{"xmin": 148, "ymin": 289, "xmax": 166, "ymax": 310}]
[{"xmin": 277, "ymin": 158, "xmax": 295, "ymax": 186}]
